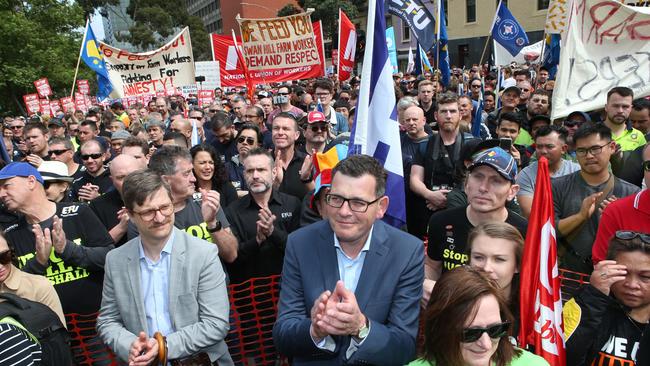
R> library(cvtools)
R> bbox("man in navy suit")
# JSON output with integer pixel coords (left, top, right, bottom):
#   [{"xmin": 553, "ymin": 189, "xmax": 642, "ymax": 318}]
[{"xmin": 273, "ymin": 155, "xmax": 424, "ymax": 365}]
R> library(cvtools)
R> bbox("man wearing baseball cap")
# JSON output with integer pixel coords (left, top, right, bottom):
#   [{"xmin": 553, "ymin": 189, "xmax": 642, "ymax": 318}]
[
  {"xmin": 423, "ymin": 147, "xmax": 527, "ymax": 302},
  {"xmin": 0, "ymin": 162, "xmax": 114, "ymax": 317},
  {"xmin": 300, "ymin": 110, "xmax": 330, "ymax": 155},
  {"xmin": 486, "ymin": 85, "xmax": 521, "ymax": 138}
]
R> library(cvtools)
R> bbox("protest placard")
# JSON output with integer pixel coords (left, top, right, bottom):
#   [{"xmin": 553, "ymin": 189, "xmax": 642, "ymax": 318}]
[
  {"xmin": 198, "ymin": 90, "xmax": 214, "ymax": 107},
  {"xmin": 212, "ymin": 20, "xmax": 324, "ymax": 86},
  {"xmin": 50, "ymin": 99, "xmax": 61, "ymax": 115},
  {"xmin": 552, "ymin": 0, "xmax": 650, "ymax": 120},
  {"xmin": 23, "ymin": 94, "xmax": 40, "ymax": 115},
  {"xmin": 39, "ymin": 99, "xmax": 51, "ymax": 116},
  {"xmin": 61, "ymin": 97, "xmax": 74, "ymax": 113},
  {"xmin": 99, "ymin": 28, "xmax": 195, "ymax": 98},
  {"xmin": 78, "ymin": 80, "xmax": 90, "ymax": 95},
  {"xmin": 34, "ymin": 78, "xmax": 52, "ymax": 98}
]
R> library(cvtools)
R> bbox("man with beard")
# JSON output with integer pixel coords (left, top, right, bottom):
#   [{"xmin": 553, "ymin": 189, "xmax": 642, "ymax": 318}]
[
  {"xmin": 603, "ymin": 87, "xmax": 646, "ymax": 152},
  {"xmin": 410, "ymin": 93, "xmax": 476, "ymax": 238},
  {"xmin": 23, "ymin": 123, "xmax": 50, "ymax": 167},
  {"xmin": 225, "ymin": 148, "xmax": 301, "ymax": 284}
]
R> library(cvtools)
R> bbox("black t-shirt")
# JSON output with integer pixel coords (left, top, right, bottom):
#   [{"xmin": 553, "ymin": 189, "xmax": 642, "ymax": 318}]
[
  {"xmin": 89, "ymin": 189, "xmax": 125, "ymax": 246},
  {"xmin": 127, "ymin": 197, "xmax": 230, "ymax": 241},
  {"xmin": 427, "ymin": 206, "xmax": 528, "ymax": 273},
  {"xmin": 276, "ymin": 149, "xmax": 308, "ymax": 200},
  {"xmin": 4, "ymin": 202, "xmax": 114, "ymax": 314},
  {"xmin": 225, "ymin": 190, "xmax": 301, "ymax": 284},
  {"xmin": 70, "ymin": 168, "xmax": 114, "ymax": 202}
]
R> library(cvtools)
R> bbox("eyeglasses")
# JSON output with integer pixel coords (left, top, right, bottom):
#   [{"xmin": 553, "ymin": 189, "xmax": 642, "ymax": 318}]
[
  {"xmin": 315, "ymin": 93, "xmax": 330, "ymax": 98},
  {"xmin": 277, "ymin": 92, "xmax": 290, "ymax": 96},
  {"xmin": 575, "ymin": 142, "xmax": 610, "ymax": 157},
  {"xmin": 244, "ymin": 114, "xmax": 260, "ymax": 119},
  {"xmin": 9, "ymin": 126, "xmax": 24, "ymax": 130},
  {"xmin": 462, "ymin": 321, "xmax": 510, "ymax": 343},
  {"xmin": 471, "ymin": 84, "xmax": 482, "ymax": 88},
  {"xmin": 133, "ymin": 203, "xmax": 174, "ymax": 221},
  {"xmin": 69, "ymin": 129, "xmax": 79, "ymax": 134},
  {"xmin": 563, "ymin": 120, "xmax": 583, "ymax": 128},
  {"xmin": 209, "ymin": 109, "xmax": 219, "ymax": 113},
  {"xmin": 0, "ymin": 249, "xmax": 12, "ymax": 265},
  {"xmin": 615, "ymin": 230, "xmax": 650, "ymax": 244},
  {"xmin": 237, "ymin": 136, "xmax": 256, "ymax": 145},
  {"xmin": 520, "ymin": 88, "xmax": 530, "ymax": 92},
  {"xmin": 49, "ymin": 149, "xmax": 69, "ymax": 156},
  {"xmin": 310, "ymin": 124, "xmax": 328, "ymax": 133},
  {"xmin": 325, "ymin": 193, "xmax": 381, "ymax": 213},
  {"xmin": 644, "ymin": 160, "xmax": 650, "ymax": 172},
  {"xmin": 81, "ymin": 153, "xmax": 103, "ymax": 160}
]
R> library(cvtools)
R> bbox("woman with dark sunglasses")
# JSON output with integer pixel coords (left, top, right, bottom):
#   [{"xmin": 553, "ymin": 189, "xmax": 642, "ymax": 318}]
[
  {"xmin": 564, "ymin": 231, "xmax": 650, "ymax": 366},
  {"xmin": 410, "ymin": 266, "xmax": 547, "ymax": 366}
]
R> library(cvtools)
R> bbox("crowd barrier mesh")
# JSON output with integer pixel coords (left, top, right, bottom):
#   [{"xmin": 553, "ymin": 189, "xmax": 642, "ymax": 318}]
[{"xmin": 66, "ymin": 271, "xmax": 588, "ymax": 365}]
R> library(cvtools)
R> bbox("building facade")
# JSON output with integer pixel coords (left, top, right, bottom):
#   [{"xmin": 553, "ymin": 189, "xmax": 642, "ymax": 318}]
[{"xmin": 390, "ymin": 0, "xmax": 548, "ymax": 70}]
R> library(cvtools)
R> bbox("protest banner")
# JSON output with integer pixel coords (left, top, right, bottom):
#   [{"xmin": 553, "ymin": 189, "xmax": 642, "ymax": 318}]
[
  {"xmin": 212, "ymin": 19, "xmax": 324, "ymax": 86},
  {"xmin": 49, "ymin": 99, "xmax": 61, "ymax": 115},
  {"xmin": 494, "ymin": 39, "xmax": 544, "ymax": 66},
  {"xmin": 552, "ymin": 0, "xmax": 650, "ymax": 120},
  {"xmin": 99, "ymin": 27, "xmax": 195, "ymax": 98},
  {"xmin": 179, "ymin": 61, "xmax": 221, "ymax": 95},
  {"xmin": 34, "ymin": 78, "xmax": 52, "ymax": 98},
  {"xmin": 61, "ymin": 97, "xmax": 74, "ymax": 113},
  {"xmin": 77, "ymin": 80, "xmax": 90, "ymax": 95},
  {"xmin": 198, "ymin": 90, "xmax": 215, "ymax": 107},
  {"xmin": 23, "ymin": 94, "xmax": 40, "ymax": 115},
  {"xmin": 75, "ymin": 92, "xmax": 88, "ymax": 113},
  {"xmin": 39, "ymin": 99, "xmax": 51, "ymax": 117}
]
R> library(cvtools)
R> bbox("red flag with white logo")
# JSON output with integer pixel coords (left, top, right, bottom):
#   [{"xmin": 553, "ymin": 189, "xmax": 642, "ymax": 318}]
[
  {"xmin": 519, "ymin": 157, "xmax": 566, "ymax": 366},
  {"xmin": 338, "ymin": 9, "xmax": 356, "ymax": 81}
]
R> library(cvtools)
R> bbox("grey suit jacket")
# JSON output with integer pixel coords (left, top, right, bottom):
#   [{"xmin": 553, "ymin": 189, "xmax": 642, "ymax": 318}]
[{"xmin": 97, "ymin": 227, "xmax": 233, "ymax": 365}]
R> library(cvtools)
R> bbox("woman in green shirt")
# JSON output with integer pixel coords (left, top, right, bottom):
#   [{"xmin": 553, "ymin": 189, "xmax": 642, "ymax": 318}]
[{"xmin": 409, "ymin": 266, "xmax": 548, "ymax": 366}]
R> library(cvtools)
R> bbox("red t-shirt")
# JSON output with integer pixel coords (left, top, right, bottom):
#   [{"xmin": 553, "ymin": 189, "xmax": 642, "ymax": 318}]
[{"xmin": 592, "ymin": 190, "xmax": 650, "ymax": 264}]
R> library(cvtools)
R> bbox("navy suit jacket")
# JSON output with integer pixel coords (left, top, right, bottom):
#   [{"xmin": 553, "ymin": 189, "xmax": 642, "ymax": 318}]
[{"xmin": 272, "ymin": 220, "xmax": 424, "ymax": 365}]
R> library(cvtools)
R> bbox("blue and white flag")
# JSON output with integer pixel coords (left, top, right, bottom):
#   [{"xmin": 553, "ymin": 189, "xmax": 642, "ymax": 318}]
[
  {"xmin": 434, "ymin": 0, "xmax": 450, "ymax": 87},
  {"xmin": 472, "ymin": 92, "xmax": 484, "ymax": 138},
  {"xmin": 419, "ymin": 46, "xmax": 433, "ymax": 74},
  {"xmin": 491, "ymin": 1, "xmax": 529, "ymax": 57},
  {"xmin": 386, "ymin": 27, "xmax": 399, "ymax": 74},
  {"xmin": 542, "ymin": 33, "xmax": 561, "ymax": 79},
  {"xmin": 80, "ymin": 20, "xmax": 113, "ymax": 100},
  {"xmin": 349, "ymin": 0, "xmax": 405, "ymax": 227}
]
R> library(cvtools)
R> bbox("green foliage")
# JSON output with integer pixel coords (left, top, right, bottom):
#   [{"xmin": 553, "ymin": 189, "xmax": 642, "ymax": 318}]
[
  {"xmin": 299, "ymin": 0, "xmax": 362, "ymax": 40},
  {"xmin": 118, "ymin": 0, "xmax": 211, "ymax": 61},
  {"xmin": 277, "ymin": 3, "xmax": 301, "ymax": 17},
  {"xmin": 0, "ymin": 0, "xmax": 94, "ymax": 114}
]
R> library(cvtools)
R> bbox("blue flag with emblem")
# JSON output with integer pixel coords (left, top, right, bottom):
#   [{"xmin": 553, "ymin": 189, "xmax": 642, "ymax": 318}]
[
  {"xmin": 80, "ymin": 20, "xmax": 113, "ymax": 100},
  {"xmin": 542, "ymin": 33, "xmax": 561, "ymax": 80},
  {"xmin": 349, "ymin": 0, "xmax": 405, "ymax": 228},
  {"xmin": 491, "ymin": 1, "xmax": 529, "ymax": 57}
]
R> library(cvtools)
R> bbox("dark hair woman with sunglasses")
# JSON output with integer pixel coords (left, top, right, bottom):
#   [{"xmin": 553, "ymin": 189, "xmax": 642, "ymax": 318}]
[
  {"xmin": 564, "ymin": 231, "xmax": 650, "ymax": 366},
  {"xmin": 189, "ymin": 144, "xmax": 238, "ymax": 208},
  {"xmin": 410, "ymin": 266, "xmax": 547, "ymax": 366}
]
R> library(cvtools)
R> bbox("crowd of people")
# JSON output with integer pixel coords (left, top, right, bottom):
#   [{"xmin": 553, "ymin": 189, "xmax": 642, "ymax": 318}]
[{"xmin": 0, "ymin": 64, "xmax": 648, "ymax": 366}]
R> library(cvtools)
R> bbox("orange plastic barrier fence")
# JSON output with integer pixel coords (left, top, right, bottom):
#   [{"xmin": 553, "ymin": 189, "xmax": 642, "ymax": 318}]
[{"xmin": 66, "ymin": 271, "xmax": 589, "ymax": 365}]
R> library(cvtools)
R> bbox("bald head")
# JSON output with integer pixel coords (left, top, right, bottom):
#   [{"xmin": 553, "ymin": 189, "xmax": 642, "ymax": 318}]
[
  {"xmin": 171, "ymin": 119, "xmax": 193, "ymax": 139},
  {"xmin": 110, "ymin": 154, "xmax": 145, "ymax": 195}
]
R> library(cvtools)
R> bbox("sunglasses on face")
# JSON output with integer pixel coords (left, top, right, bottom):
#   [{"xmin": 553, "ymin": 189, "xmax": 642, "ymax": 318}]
[
  {"xmin": 0, "ymin": 249, "xmax": 12, "ymax": 265},
  {"xmin": 310, "ymin": 124, "xmax": 328, "ymax": 133},
  {"xmin": 50, "ymin": 149, "xmax": 69, "ymax": 156},
  {"xmin": 462, "ymin": 321, "xmax": 510, "ymax": 343},
  {"xmin": 563, "ymin": 120, "xmax": 582, "ymax": 128},
  {"xmin": 237, "ymin": 136, "xmax": 256, "ymax": 145},
  {"xmin": 81, "ymin": 153, "xmax": 103, "ymax": 160},
  {"xmin": 615, "ymin": 230, "xmax": 650, "ymax": 244}
]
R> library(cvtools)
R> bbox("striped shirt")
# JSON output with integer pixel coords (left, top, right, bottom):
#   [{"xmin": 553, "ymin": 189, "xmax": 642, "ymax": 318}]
[{"xmin": 0, "ymin": 323, "xmax": 42, "ymax": 366}]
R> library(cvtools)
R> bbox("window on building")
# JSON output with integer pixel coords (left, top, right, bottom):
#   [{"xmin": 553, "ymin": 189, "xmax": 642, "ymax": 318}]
[
  {"xmin": 537, "ymin": 0, "xmax": 550, "ymax": 9},
  {"xmin": 466, "ymin": 0, "xmax": 476, "ymax": 23},
  {"xmin": 444, "ymin": 0, "xmax": 448, "ymax": 24},
  {"xmin": 402, "ymin": 20, "xmax": 411, "ymax": 42}
]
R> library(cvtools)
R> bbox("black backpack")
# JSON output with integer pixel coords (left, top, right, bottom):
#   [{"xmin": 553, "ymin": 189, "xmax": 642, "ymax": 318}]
[{"xmin": 0, "ymin": 292, "xmax": 73, "ymax": 365}]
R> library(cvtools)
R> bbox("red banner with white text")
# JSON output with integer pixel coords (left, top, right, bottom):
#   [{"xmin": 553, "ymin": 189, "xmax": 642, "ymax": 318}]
[
  {"xmin": 338, "ymin": 9, "xmax": 356, "ymax": 81},
  {"xmin": 211, "ymin": 21, "xmax": 324, "ymax": 87}
]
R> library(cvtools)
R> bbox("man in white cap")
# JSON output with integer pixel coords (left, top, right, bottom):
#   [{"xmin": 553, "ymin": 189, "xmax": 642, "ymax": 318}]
[{"xmin": 37, "ymin": 161, "xmax": 73, "ymax": 203}]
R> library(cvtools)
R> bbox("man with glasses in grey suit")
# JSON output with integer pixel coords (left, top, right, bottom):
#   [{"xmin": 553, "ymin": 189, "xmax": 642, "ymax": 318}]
[{"xmin": 97, "ymin": 169, "xmax": 233, "ymax": 365}]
